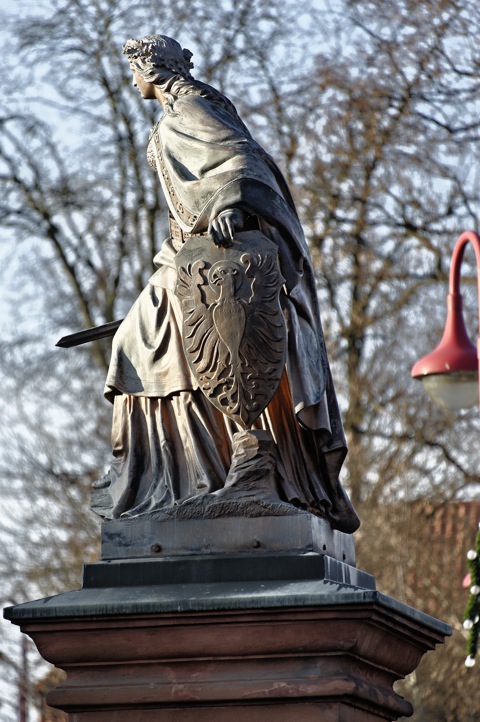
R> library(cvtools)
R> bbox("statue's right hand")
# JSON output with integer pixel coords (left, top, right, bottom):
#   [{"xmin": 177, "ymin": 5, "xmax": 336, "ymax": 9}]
[{"xmin": 208, "ymin": 208, "xmax": 245, "ymax": 247}]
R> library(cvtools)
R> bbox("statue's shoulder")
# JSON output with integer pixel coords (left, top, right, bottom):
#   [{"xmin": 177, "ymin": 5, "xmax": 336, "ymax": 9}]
[
  {"xmin": 171, "ymin": 92, "xmax": 249, "ymax": 143},
  {"xmin": 173, "ymin": 92, "xmax": 213, "ymax": 115}
]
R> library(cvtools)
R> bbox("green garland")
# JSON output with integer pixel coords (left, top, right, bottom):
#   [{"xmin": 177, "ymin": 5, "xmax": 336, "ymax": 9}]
[{"xmin": 464, "ymin": 527, "xmax": 480, "ymax": 667}]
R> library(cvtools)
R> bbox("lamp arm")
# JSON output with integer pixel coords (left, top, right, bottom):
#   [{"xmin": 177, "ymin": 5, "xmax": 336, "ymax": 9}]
[
  {"xmin": 449, "ymin": 232, "xmax": 480, "ymax": 337},
  {"xmin": 449, "ymin": 231, "xmax": 480, "ymax": 410}
]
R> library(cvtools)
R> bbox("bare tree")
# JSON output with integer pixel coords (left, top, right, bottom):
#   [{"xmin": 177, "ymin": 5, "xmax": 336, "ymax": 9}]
[{"xmin": 1, "ymin": 1, "xmax": 480, "ymax": 719}]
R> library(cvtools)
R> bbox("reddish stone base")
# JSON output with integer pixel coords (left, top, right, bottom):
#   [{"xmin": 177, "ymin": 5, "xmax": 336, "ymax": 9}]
[
  {"xmin": 11, "ymin": 589, "xmax": 448, "ymax": 721},
  {"xmin": 65, "ymin": 703, "xmax": 399, "ymax": 722}
]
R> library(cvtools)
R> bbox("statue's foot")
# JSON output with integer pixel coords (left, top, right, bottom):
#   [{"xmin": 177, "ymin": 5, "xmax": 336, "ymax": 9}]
[
  {"xmin": 142, "ymin": 429, "xmax": 286, "ymax": 520},
  {"xmin": 211, "ymin": 428, "xmax": 282, "ymax": 504},
  {"xmin": 90, "ymin": 469, "xmax": 115, "ymax": 519},
  {"xmin": 92, "ymin": 471, "xmax": 112, "ymax": 490},
  {"xmin": 90, "ymin": 485, "xmax": 114, "ymax": 520}
]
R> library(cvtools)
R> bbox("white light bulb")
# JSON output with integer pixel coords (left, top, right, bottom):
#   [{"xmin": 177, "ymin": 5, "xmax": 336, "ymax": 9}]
[
  {"xmin": 467, "ymin": 550, "xmax": 478, "ymax": 561},
  {"xmin": 465, "ymin": 656, "xmax": 476, "ymax": 668},
  {"xmin": 471, "ymin": 585, "xmax": 480, "ymax": 595},
  {"xmin": 464, "ymin": 619, "xmax": 474, "ymax": 630}
]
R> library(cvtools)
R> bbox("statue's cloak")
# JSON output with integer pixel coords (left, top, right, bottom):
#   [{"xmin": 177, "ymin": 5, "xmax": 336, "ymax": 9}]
[
  {"xmin": 151, "ymin": 93, "xmax": 305, "ymax": 291},
  {"xmin": 104, "ymin": 85, "xmax": 359, "ymax": 532},
  {"xmin": 148, "ymin": 92, "xmax": 341, "ymax": 436}
]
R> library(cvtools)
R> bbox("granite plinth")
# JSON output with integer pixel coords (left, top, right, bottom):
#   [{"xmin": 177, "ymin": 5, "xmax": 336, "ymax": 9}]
[
  {"xmin": 101, "ymin": 510, "xmax": 355, "ymax": 563},
  {"xmin": 6, "ymin": 552, "xmax": 375, "ymax": 620}
]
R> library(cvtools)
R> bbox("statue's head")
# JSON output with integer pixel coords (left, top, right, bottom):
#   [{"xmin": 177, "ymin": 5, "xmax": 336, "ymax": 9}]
[{"xmin": 123, "ymin": 35, "xmax": 194, "ymax": 83}]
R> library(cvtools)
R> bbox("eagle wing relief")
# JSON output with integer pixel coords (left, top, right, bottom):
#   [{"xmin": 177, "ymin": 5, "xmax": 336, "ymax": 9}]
[
  {"xmin": 175, "ymin": 260, "xmax": 220, "ymax": 379},
  {"xmin": 175, "ymin": 232, "xmax": 287, "ymax": 429},
  {"xmin": 237, "ymin": 251, "xmax": 287, "ymax": 409}
]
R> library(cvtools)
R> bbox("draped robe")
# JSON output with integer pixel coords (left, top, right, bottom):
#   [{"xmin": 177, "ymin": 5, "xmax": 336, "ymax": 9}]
[{"xmin": 98, "ymin": 84, "xmax": 360, "ymax": 534}]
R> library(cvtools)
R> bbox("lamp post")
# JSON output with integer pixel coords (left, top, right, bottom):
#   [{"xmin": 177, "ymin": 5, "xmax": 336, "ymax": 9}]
[
  {"xmin": 411, "ymin": 230, "xmax": 480, "ymax": 666},
  {"xmin": 411, "ymin": 230, "xmax": 480, "ymax": 409}
]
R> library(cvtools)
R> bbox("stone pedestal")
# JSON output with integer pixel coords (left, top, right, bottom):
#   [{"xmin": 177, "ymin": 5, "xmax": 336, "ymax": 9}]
[{"xmin": 5, "ymin": 514, "xmax": 450, "ymax": 721}]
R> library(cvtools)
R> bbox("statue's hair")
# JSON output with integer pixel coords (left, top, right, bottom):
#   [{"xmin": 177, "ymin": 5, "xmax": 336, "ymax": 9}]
[{"xmin": 123, "ymin": 35, "xmax": 194, "ymax": 83}]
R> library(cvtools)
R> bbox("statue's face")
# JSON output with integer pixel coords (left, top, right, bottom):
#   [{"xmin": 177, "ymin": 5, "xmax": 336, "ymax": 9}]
[{"xmin": 131, "ymin": 68, "xmax": 156, "ymax": 99}]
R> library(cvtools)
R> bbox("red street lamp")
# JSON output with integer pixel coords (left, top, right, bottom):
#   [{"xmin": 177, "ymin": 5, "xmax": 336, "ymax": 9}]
[
  {"xmin": 412, "ymin": 230, "xmax": 480, "ymax": 667},
  {"xmin": 411, "ymin": 230, "xmax": 480, "ymax": 410}
]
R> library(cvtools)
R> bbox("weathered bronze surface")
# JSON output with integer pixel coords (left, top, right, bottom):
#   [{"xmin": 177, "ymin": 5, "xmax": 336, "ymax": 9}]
[{"xmin": 88, "ymin": 34, "xmax": 360, "ymax": 534}]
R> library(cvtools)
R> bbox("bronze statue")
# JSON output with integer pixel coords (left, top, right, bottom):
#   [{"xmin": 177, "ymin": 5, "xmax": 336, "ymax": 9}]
[{"xmin": 91, "ymin": 35, "xmax": 359, "ymax": 534}]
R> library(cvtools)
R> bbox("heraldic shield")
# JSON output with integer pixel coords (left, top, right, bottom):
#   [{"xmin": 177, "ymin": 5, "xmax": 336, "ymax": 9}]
[{"xmin": 175, "ymin": 231, "xmax": 287, "ymax": 429}]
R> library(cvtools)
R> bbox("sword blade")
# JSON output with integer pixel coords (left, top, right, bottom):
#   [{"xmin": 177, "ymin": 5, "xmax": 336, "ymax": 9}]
[{"xmin": 56, "ymin": 320, "xmax": 124, "ymax": 348}]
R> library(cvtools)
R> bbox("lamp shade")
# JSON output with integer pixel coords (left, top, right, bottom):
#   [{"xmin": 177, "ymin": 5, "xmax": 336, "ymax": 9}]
[
  {"xmin": 421, "ymin": 372, "xmax": 478, "ymax": 410},
  {"xmin": 411, "ymin": 292, "xmax": 479, "ymax": 409}
]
